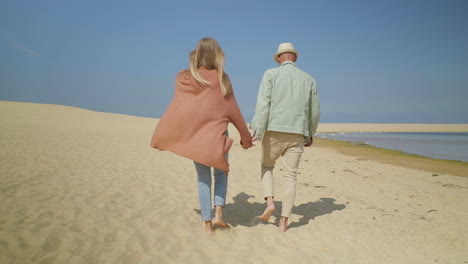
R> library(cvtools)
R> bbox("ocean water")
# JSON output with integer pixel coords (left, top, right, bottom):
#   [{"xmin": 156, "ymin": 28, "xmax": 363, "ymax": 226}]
[{"xmin": 318, "ymin": 132, "xmax": 468, "ymax": 162}]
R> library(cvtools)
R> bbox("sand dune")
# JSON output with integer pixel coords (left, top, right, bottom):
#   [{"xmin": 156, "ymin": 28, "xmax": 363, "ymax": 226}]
[{"xmin": 1, "ymin": 101, "xmax": 467, "ymax": 264}]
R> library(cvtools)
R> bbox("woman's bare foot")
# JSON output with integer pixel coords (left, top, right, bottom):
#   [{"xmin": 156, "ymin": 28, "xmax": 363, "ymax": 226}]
[
  {"xmin": 213, "ymin": 218, "xmax": 229, "ymax": 228},
  {"xmin": 214, "ymin": 206, "xmax": 229, "ymax": 228},
  {"xmin": 204, "ymin": 221, "xmax": 214, "ymax": 234},
  {"xmin": 260, "ymin": 197, "xmax": 275, "ymax": 221},
  {"xmin": 279, "ymin": 217, "xmax": 288, "ymax": 232}
]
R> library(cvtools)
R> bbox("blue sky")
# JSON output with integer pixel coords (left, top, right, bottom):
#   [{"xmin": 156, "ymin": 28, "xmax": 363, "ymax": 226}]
[{"xmin": 1, "ymin": 0, "xmax": 467, "ymax": 123}]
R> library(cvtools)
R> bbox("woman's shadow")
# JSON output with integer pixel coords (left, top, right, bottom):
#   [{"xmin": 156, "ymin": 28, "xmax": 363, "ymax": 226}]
[{"xmin": 194, "ymin": 192, "xmax": 346, "ymax": 229}]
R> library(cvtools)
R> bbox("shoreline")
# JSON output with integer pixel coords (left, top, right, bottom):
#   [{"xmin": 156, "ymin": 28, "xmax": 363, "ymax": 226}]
[
  {"xmin": 315, "ymin": 138, "xmax": 468, "ymax": 177},
  {"xmin": 3, "ymin": 100, "xmax": 468, "ymax": 175},
  {"xmin": 317, "ymin": 131, "xmax": 468, "ymax": 164},
  {"xmin": 317, "ymin": 123, "xmax": 468, "ymax": 133}
]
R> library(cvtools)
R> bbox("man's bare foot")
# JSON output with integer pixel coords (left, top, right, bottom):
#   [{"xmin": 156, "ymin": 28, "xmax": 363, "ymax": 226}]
[
  {"xmin": 260, "ymin": 200, "xmax": 275, "ymax": 222},
  {"xmin": 260, "ymin": 205, "xmax": 275, "ymax": 221},
  {"xmin": 279, "ymin": 217, "xmax": 288, "ymax": 232},
  {"xmin": 204, "ymin": 221, "xmax": 214, "ymax": 234}
]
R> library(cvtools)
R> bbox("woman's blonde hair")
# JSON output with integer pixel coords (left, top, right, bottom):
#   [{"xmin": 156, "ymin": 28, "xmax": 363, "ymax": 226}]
[{"xmin": 188, "ymin": 38, "xmax": 231, "ymax": 96}]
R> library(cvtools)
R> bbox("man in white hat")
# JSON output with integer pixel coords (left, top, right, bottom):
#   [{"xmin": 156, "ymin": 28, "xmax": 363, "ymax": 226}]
[{"xmin": 250, "ymin": 42, "xmax": 320, "ymax": 232}]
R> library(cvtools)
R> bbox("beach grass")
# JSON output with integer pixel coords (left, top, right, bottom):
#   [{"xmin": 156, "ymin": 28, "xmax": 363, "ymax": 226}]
[{"xmin": 316, "ymin": 138, "xmax": 468, "ymax": 177}]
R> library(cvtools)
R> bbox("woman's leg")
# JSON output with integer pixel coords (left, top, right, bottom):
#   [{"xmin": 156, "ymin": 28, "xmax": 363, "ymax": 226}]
[
  {"xmin": 213, "ymin": 146, "xmax": 228, "ymax": 227},
  {"xmin": 194, "ymin": 161, "xmax": 213, "ymax": 232},
  {"xmin": 213, "ymin": 167, "xmax": 228, "ymax": 207},
  {"xmin": 213, "ymin": 166, "xmax": 228, "ymax": 227}
]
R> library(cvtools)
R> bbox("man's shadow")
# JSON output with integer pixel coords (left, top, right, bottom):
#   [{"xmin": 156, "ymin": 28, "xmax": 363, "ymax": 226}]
[{"xmin": 194, "ymin": 192, "xmax": 346, "ymax": 229}]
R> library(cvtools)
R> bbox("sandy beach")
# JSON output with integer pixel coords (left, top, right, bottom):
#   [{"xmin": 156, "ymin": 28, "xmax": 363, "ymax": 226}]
[{"xmin": 1, "ymin": 101, "xmax": 467, "ymax": 264}]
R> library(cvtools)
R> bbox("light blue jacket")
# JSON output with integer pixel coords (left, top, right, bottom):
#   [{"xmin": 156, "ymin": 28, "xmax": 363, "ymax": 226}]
[{"xmin": 250, "ymin": 61, "xmax": 320, "ymax": 143}]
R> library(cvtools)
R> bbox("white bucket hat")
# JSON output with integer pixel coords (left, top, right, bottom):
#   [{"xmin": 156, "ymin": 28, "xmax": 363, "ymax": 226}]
[{"xmin": 274, "ymin": 42, "xmax": 299, "ymax": 63}]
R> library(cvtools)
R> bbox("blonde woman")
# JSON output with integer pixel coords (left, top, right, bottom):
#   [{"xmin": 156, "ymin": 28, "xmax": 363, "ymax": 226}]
[{"xmin": 151, "ymin": 38, "xmax": 254, "ymax": 233}]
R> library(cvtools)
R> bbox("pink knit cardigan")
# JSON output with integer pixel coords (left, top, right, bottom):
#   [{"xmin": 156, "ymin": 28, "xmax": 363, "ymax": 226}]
[{"xmin": 151, "ymin": 68, "xmax": 252, "ymax": 172}]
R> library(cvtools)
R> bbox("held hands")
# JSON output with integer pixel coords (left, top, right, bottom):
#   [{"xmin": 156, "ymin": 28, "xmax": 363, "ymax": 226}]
[
  {"xmin": 251, "ymin": 135, "xmax": 258, "ymax": 146},
  {"xmin": 304, "ymin": 137, "xmax": 314, "ymax": 147},
  {"xmin": 240, "ymin": 135, "xmax": 257, "ymax": 149}
]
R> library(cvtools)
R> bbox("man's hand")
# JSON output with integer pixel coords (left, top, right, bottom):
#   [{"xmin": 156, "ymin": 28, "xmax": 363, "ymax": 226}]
[
  {"xmin": 251, "ymin": 135, "xmax": 258, "ymax": 146},
  {"xmin": 304, "ymin": 137, "xmax": 313, "ymax": 147}
]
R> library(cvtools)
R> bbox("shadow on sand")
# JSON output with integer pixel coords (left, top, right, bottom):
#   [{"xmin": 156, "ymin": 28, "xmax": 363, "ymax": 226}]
[{"xmin": 194, "ymin": 192, "xmax": 346, "ymax": 229}]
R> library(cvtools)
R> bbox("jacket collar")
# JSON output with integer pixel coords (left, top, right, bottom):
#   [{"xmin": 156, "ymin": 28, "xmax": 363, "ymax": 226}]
[{"xmin": 280, "ymin": 61, "xmax": 296, "ymax": 67}]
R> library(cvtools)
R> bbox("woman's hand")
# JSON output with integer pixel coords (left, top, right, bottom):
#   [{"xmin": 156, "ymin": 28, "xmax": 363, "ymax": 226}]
[
  {"xmin": 240, "ymin": 141, "xmax": 251, "ymax": 149},
  {"xmin": 240, "ymin": 135, "xmax": 257, "ymax": 149}
]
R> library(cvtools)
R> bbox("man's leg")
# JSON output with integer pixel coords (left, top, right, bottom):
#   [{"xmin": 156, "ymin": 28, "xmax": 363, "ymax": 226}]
[
  {"xmin": 260, "ymin": 166, "xmax": 275, "ymax": 221},
  {"xmin": 279, "ymin": 136, "xmax": 304, "ymax": 232},
  {"xmin": 260, "ymin": 131, "xmax": 282, "ymax": 221}
]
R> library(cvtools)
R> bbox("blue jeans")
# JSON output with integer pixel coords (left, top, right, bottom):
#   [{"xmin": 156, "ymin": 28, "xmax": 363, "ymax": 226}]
[
  {"xmin": 194, "ymin": 130, "xmax": 229, "ymax": 222},
  {"xmin": 194, "ymin": 160, "xmax": 228, "ymax": 221}
]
